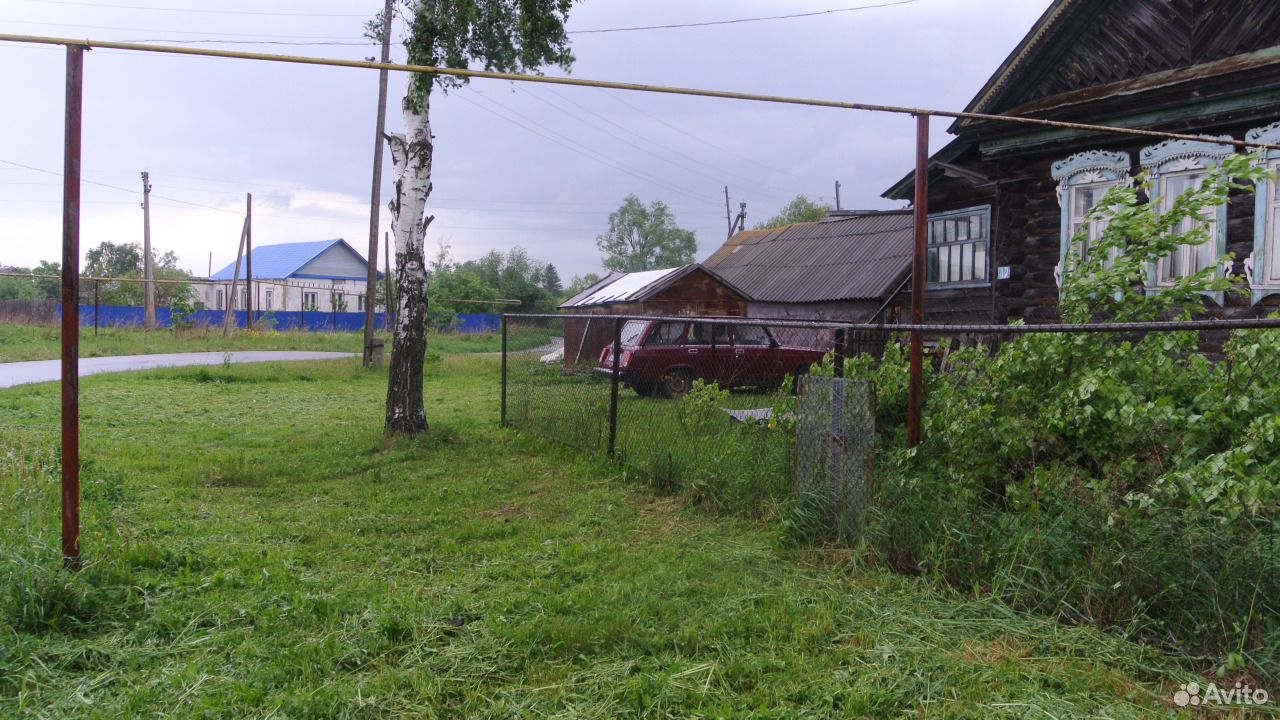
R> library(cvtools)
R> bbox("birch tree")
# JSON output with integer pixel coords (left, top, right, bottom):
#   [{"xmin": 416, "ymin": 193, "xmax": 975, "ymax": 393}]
[{"xmin": 383, "ymin": 0, "xmax": 577, "ymax": 434}]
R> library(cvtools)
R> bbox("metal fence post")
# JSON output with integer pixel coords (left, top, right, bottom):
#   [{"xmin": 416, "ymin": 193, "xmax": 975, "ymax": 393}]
[
  {"xmin": 909, "ymin": 113, "xmax": 930, "ymax": 448},
  {"xmin": 93, "ymin": 278, "xmax": 99, "ymax": 336},
  {"xmin": 61, "ymin": 43, "xmax": 84, "ymax": 570},
  {"xmin": 607, "ymin": 317, "xmax": 621, "ymax": 458},
  {"xmin": 500, "ymin": 314, "xmax": 508, "ymax": 427},
  {"xmin": 833, "ymin": 327, "xmax": 847, "ymax": 379}
]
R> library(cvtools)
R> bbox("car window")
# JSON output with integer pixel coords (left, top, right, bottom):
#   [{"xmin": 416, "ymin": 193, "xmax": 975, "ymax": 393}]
[
  {"xmin": 644, "ymin": 322, "xmax": 686, "ymax": 346},
  {"xmin": 688, "ymin": 323, "xmax": 729, "ymax": 345},
  {"xmin": 734, "ymin": 325, "xmax": 772, "ymax": 346},
  {"xmin": 620, "ymin": 320, "xmax": 648, "ymax": 348}
]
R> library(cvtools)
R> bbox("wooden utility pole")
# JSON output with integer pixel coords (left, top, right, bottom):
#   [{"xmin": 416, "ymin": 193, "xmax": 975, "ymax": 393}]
[
  {"xmin": 835, "ymin": 180, "xmax": 842, "ymax": 212},
  {"xmin": 222, "ymin": 214, "xmax": 248, "ymax": 337},
  {"xmin": 245, "ymin": 193, "xmax": 253, "ymax": 330},
  {"xmin": 141, "ymin": 170, "xmax": 155, "ymax": 329},
  {"xmin": 364, "ymin": 0, "xmax": 394, "ymax": 366},
  {"xmin": 384, "ymin": 231, "xmax": 393, "ymax": 330}
]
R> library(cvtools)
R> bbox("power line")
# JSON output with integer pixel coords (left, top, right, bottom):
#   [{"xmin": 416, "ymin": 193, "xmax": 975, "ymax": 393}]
[
  {"xmin": 456, "ymin": 89, "xmax": 722, "ymax": 205},
  {"xmin": 18, "ymin": 0, "xmax": 373, "ymax": 17},
  {"xmin": 567, "ymin": 1, "xmax": 922, "ymax": 34}
]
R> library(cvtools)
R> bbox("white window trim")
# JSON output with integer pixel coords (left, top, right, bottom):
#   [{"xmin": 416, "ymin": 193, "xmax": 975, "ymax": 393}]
[
  {"xmin": 925, "ymin": 205, "xmax": 992, "ymax": 289},
  {"xmin": 1138, "ymin": 137, "xmax": 1234, "ymax": 306},
  {"xmin": 1247, "ymin": 121, "xmax": 1280, "ymax": 305},
  {"xmin": 1051, "ymin": 150, "xmax": 1131, "ymax": 292}
]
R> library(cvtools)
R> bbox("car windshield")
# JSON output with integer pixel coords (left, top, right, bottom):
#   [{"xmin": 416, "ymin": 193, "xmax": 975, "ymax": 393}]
[{"xmin": 620, "ymin": 320, "xmax": 648, "ymax": 348}]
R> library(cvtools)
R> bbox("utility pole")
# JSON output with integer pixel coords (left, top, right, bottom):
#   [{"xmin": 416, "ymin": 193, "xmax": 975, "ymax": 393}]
[
  {"xmin": 723, "ymin": 186, "xmax": 734, "ymax": 238},
  {"xmin": 384, "ymin": 231, "xmax": 393, "ymax": 330},
  {"xmin": 245, "ymin": 193, "xmax": 253, "ymax": 330},
  {"xmin": 364, "ymin": 0, "xmax": 394, "ymax": 367},
  {"xmin": 835, "ymin": 180, "xmax": 842, "ymax": 212},
  {"xmin": 735, "ymin": 201, "xmax": 747, "ymax": 234},
  {"xmin": 141, "ymin": 170, "xmax": 155, "ymax": 330}
]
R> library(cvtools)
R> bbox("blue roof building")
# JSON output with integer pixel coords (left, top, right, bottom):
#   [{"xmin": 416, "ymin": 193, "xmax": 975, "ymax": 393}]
[
  {"xmin": 209, "ymin": 239, "xmax": 381, "ymax": 282},
  {"xmin": 198, "ymin": 239, "xmax": 384, "ymax": 315}
]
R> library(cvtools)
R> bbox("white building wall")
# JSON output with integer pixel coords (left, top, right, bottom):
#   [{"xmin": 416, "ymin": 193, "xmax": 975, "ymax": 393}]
[{"xmin": 190, "ymin": 279, "xmax": 379, "ymax": 313}]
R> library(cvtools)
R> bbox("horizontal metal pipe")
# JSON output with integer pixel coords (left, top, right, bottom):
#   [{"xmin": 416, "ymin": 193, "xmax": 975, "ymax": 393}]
[
  {"xmin": 0, "ymin": 33, "xmax": 1277, "ymax": 151},
  {"xmin": 505, "ymin": 312, "xmax": 1280, "ymax": 335}
]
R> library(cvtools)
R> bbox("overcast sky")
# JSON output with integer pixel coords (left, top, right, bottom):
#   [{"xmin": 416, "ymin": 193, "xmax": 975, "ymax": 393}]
[{"xmin": 0, "ymin": 0, "xmax": 1050, "ymax": 282}]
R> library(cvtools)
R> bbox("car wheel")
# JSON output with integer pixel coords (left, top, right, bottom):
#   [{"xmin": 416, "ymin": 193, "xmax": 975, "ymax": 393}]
[{"xmin": 659, "ymin": 369, "xmax": 695, "ymax": 399}]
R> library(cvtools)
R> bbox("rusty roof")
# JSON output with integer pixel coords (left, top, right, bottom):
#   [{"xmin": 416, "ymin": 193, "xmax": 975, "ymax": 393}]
[{"xmin": 702, "ymin": 212, "xmax": 913, "ymax": 303}]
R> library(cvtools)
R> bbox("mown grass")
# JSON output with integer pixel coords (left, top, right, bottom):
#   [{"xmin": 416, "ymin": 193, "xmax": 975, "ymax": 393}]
[
  {"xmin": 0, "ymin": 323, "xmax": 554, "ymax": 362},
  {"xmin": 0, "ymin": 354, "xmax": 1218, "ymax": 717}
]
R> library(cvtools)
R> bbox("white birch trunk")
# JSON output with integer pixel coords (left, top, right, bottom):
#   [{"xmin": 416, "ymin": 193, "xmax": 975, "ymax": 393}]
[{"xmin": 384, "ymin": 97, "xmax": 434, "ymax": 433}]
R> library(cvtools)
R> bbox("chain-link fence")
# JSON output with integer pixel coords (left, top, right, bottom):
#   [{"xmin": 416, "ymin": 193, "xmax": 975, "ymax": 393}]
[{"xmin": 502, "ymin": 313, "xmax": 877, "ymax": 534}]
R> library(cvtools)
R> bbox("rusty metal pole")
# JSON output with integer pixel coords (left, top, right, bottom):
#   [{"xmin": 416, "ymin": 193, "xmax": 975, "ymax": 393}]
[
  {"xmin": 61, "ymin": 44, "xmax": 84, "ymax": 569},
  {"xmin": 908, "ymin": 114, "xmax": 929, "ymax": 448},
  {"xmin": 607, "ymin": 317, "xmax": 621, "ymax": 458},
  {"xmin": 93, "ymin": 278, "xmax": 99, "ymax": 336}
]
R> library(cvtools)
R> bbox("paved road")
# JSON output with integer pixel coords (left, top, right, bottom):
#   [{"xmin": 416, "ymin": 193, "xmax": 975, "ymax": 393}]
[{"xmin": 0, "ymin": 351, "xmax": 358, "ymax": 389}]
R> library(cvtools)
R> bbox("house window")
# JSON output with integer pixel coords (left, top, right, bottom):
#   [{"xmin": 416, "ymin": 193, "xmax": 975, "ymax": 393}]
[
  {"xmin": 330, "ymin": 292, "xmax": 344, "ymax": 311},
  {"xmin": 1247, "ymin": 121, "xmax": 1280, "ymax": 304},
  {"xmin": 1139, "ymin": 137, "xmax": 1234, "ymax": 300},
  {"xmin": 357, "ymin": 294, "xmax": 366, "ymax": 312},
  {"xmin": 215, "ymin": 289, "xmax": 224, "ymax": 310},
  {"xmin": 240, "ymin": 288, "xmax": 248, "ymax": 309},
  {"xmin": 303, "ymin": 292, "xmax": 318, "ymax": 311},
  {"xmin": 1051, "ymin": 151, "xmax": 1130, "ymax": 286},
  {"xmin": 264, "ymin": 289, "xmax": 273, "ymax": 310},
  {"xmin": 926, "ymin": 205, "xmax": 990, "ymax": 286}
]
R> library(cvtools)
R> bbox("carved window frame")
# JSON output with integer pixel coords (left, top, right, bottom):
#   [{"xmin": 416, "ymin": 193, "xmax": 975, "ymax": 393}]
[
  {"xmin": 1247, "ymin": 121, "xmax": 1280, "ymax": 304},
  {"xmin": 1139, "ymin": 137, "xmax": 1235, "ymax": 306},
  {"xmin": 1051, "ymin": 150, "xmax": 1131, "ymax": 292}
]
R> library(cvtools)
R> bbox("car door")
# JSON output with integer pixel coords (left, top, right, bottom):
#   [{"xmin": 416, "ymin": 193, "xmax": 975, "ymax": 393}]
[
  {"xmin": 684, "ymin": 321, "xmax": 732, "ymax": 385},
  {"xmin": 730, "ymin": 324, "xmax": 778, "ymax": 386}
]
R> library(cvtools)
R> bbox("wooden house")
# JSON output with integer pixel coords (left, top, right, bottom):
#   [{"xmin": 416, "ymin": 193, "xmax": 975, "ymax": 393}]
[{"xmin": 882, "ymin": 0, "xmax": 1280, "ymax": 325}]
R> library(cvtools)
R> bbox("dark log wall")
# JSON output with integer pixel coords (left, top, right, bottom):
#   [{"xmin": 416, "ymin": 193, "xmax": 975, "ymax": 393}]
[{"xmin": 985, "ymin": 118, "xmax": 1280, "ymax": 326}]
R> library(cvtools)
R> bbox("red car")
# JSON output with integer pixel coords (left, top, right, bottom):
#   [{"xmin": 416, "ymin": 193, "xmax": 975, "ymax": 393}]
[{"xmin": 595, "ymin": 319, "xmax": 826, "ymax": 398}]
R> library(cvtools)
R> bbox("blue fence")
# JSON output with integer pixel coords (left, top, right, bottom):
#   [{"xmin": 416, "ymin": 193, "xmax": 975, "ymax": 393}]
[
  {"xmin": 62, "ymin": 305, "xmax": 388, "ymax": 333},
  {"xmin": 455, "ymin": 313, "xmax": 502, "ymax": 334},
  {"xmin": 59, "ymin": 305, "xmax": 503, "ymax": 334}
]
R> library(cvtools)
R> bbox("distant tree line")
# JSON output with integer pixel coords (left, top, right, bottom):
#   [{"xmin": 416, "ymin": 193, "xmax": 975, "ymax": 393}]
[
  {"xmin": 0, "ymin": 241, "xmax": 193, "ymax": 306},
  {"xmin": 427, "ymin": 242, "xmax": 564, "ymax": 327}
]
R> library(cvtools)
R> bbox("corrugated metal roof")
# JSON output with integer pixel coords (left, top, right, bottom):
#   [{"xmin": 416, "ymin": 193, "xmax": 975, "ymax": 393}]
[
  {"xmin": 702, "ymin": 213, "xmax": 913, "ymax": 303},
  {"xmin": 559, "ymin": 264, "xmax": 747, "ymax": 308},
  {"xmin": 209, "ymin": 239, "xmax": 372, "ymax": 281}
]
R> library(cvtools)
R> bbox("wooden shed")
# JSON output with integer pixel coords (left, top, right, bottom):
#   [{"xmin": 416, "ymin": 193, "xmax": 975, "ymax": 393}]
[{"xmin": 558, "ymin": 264, "xmax": 748, "ymax": 366}]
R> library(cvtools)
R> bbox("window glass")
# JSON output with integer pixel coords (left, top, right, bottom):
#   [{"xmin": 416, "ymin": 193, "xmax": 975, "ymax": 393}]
[
  {"xmin": 734, "ymin": 325, "xmax": 771, "ymax": 346},
  {"xmin": 643, "ymin": 321, "xmax": 684, "ymax": 346},
  {"xmin": 1158, "ymin": 171, "xmax": 1212, "ymax": 284},
  {"xmin": 926, "ymin": 206, "xmax": 990, "ymax": 286}
]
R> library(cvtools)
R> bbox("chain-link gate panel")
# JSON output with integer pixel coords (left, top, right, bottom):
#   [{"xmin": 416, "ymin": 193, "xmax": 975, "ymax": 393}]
[{"xmin": 796, "ymin": 376, "xmax": 875, "ymax": 544}]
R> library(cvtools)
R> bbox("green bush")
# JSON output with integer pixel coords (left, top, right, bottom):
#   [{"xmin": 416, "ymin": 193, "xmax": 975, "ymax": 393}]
[{"xmin": 857, "ymin": 154, "xmax": 1280, "ymax": 672}]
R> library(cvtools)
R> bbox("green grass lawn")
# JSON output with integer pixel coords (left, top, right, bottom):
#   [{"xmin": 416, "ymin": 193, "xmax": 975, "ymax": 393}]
[
  {"xmin": 0, "ymin": 324, "xmax": 554, "ymax": 362},
  {"xmin": 0, "ymin": 354, "xmax": 1208, "ymax": 717}
]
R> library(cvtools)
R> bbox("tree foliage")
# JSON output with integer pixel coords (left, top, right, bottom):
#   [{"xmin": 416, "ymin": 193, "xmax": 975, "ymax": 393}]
[
  {"xmin": 0, "ymin": 260, "xmax": 60, "ymax": 301},
  {"xmin": 596, "ymin": 195, "xmax": 698, "ymax": 273},
  {"xmin": 427, "ymin": 244, "xmax": 561, "ymax": 327},
  {"xmin": 564, "ymin": 272, "xmax": 602, "ymax": 299},
  {"xmin": 82, "ymin": 241, "xmax": 191, "ymax": 306},
  {"xmin": 397, "ymin": 0, "xmax": 576, "ymax": 106},
  {"xmin": 754, "ymin": 195, "xmax": 832, "ymax": 230}
]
